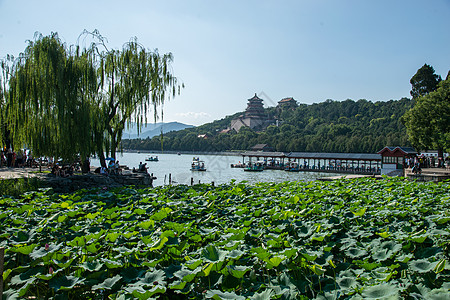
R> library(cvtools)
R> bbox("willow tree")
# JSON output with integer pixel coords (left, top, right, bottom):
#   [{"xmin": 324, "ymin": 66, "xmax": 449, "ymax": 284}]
[
  {"xmin": 86, "ymin": 32, "xmax": 182, "ymax": 164},
  {"xmin": 0, "ymin": 55, "xmax": 15, "ymax": 149},
  {"xmin": 0, "ymin": 61, "xmax": 5, "ymax": 146},
  {"xmin": 7, "ymin": 33, "xmax": 100, "ymax": 161}
]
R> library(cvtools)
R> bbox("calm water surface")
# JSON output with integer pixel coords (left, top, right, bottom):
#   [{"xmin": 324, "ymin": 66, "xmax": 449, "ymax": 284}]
[{"xmin": 91, "ymin": 152, "xmax": 340, "ymax": 186}]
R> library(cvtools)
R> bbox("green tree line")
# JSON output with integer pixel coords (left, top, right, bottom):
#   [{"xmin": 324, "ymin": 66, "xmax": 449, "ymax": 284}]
[
  {"xmin": 122, "ymin": 97, "xmax": 414, "ymax": 153},
  {"xmin": 124, "ymin": 63, "xmax": 450, "ymax": 155}
]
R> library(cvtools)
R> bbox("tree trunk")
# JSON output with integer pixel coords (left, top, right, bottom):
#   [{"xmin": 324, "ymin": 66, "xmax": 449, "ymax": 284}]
[
  {"xmin": 81, "ymin": 155, "xmax": 90, "ymax": 173},
  {"xmin": 98, "ymin": 151, "xmax": 106, "ymax": 168},
  {"xmin": 109, "ymin": 130, "xmax": 117, "ymax": 161}
]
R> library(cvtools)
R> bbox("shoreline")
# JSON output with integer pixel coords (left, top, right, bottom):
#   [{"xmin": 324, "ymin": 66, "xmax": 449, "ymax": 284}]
[
  {"xmin": 120, "ymin": 149, "xmax": 242, "ymax": 156},
  {"xmin": 2, "ymin": 165, "xmax": 449, "ymax": 181}
]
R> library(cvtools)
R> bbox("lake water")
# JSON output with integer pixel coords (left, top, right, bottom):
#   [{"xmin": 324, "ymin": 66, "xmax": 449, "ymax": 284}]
[{"xmin": 91, "ymin": 152, "xmax": 341, "ymax": 186}]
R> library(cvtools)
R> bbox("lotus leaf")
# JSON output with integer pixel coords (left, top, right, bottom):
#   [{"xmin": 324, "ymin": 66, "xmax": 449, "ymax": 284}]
[
  {"xmin": 185, "ymin": 259, "xmax": 203, "ymax": 270},
  {"xmin": 337, "ymin": 276, "xmax": 357, "ymax": 291},
  {"xmin": 250, "ymin": 288, "xmax": 275, "ymax": 300},
  {"xmin": 361, "ymin": 283, "xmax": 399, "ymax": 299},
  {"xmin": 102, "ymin": 258, "xmax": 123, "ymax": 269},
  {"xmin": 174, "ymin": 267, "xmax": 201, "ymax": 282},
  {"xmin": 373, "ymin": 249, "xmax": 392, "ymax": 262},
  {"xmin": 30, "ymin": 243, "xmax": 61, "ymax": 259},
  {"xmin": 92, "ymin": 274, "xmax": 122, "ymax": 290},
  {"xmin": 433, "ymin": 259, "xmax": 446, "ymax": 274},
  {"xmin": 169, "ymin": 279, "xmax": 187, "ymax": 290},
  {"xmin": 205, "ymin": 289, "xmax": 246, "ymax": 300},
  {"xmin": 409, "ymin": 259, "xmax": 439, "ymax": 273},
  {"xmin": 351, "ymin": 207, "xmax": 367, "ymax": 217},
  {"xmin": 107, "ymin": 232, "xmax": 121, "ymax": 242},
  {"xmin": 346, "ymin": 247, "xmax": 368, "ymax": 258},
  {"xmin": 11, "ymin": 243, "xmax": 37, "ymax": 255},
  {"xmin": 49, "ymin": 275, "xmax": 85, "ymax": 291},
  {"xmin": 80, "ymin": 261, "xmax": 104, "ymax": 272},
  {"xmin": 227, "ymin": 265, "xmax": 250, "ymax": 278},
  {"xmin": 395, "ymin": 253, "xmax": 413, "ymax": 263},
  {"xmin": 10, "ymin": 266, "xmax": 44, "ymax": 286},
  {"xmin": 226, "ymin": 249, "xmax": 245, "ymax": 259},
  {"xmin": 202, "ymin": 245, "xmax": 228, "ymax": 262},
  {"xmin": 128, "ymin": 285, "xmax": 166, "ymax": 299},
  {"xmin": 120, "ymin": 267, "xmax": 146, "ymax": 283},
  {"xmin": 138, "ymin": 220, "xmax": 154, "ymax": 230}
]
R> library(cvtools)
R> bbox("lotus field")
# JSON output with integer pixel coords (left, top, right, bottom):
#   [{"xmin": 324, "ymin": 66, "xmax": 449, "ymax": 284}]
[{"xmin": 1, "ymin": 177, "xmax": 449, "ymax": 299}]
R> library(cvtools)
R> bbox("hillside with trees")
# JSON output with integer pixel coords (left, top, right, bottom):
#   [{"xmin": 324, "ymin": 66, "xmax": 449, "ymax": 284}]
[{"xmin": 121, "ymin": 97, "xmax": 413, "ymax": 153}]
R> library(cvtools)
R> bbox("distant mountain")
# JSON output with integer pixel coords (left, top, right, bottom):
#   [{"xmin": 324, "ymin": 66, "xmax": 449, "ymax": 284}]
[{"xmin": 122, "ymin": 122, "xmax": 194, "ymax": 139}]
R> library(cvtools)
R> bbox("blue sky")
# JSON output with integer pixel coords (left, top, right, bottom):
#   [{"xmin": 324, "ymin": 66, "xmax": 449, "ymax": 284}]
[{"xmin": 1, "ymin": 0, "xmax": 449, "ymax": 126}]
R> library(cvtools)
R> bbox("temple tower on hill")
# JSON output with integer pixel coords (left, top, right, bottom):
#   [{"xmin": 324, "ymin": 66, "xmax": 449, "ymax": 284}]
[
  {"xmin": 245, "ymin": 94, "xmax": 266, "ymax": 118},
  {"xmin": 231, "ymin": 93, "xmax": 272, "ymax": 132}
]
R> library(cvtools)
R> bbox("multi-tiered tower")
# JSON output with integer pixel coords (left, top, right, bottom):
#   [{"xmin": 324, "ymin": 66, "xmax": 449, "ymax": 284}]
[
  {"xmin": 245, "ymin": 94, "xmax": 266, "ymax": 119},
  {"xmin": 231, "ymin": 93, "xmax": 270, "ymax": 132}
]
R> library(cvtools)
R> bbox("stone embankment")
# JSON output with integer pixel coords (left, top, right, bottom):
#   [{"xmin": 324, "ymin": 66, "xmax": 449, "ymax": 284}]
[
  {"xmin": 44, "ymin": 173, "xmax": 155, "ymax": 193},
  {"xmin": 0, "ymin": 168, "xmax": 155, "ymax": 193}
]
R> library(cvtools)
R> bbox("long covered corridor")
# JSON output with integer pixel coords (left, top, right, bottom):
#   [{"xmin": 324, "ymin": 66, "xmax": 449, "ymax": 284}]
[{"xmin": 240, "ymin": 151, "xmax": 381, "ymax": 175}]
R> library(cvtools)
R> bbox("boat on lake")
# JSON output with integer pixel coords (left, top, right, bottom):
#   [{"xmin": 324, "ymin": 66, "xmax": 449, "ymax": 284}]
[
  {"xmin": 231, "ymin": 162, "xmax": 245, "ymax": 168},
  {"xmin": 244, "ymin": 162, "xmax": 264, "ymax": 172},
  {"xmin": 145, "ymin": 156, "xmax": 159, "ymax": 162},
  {"xmin": 191, "ymin": 158, "xmax": 206, "ymax": 171},
  {"xmin": 285, "ymin": 161, "xmax": 300, "ymax": 172}
]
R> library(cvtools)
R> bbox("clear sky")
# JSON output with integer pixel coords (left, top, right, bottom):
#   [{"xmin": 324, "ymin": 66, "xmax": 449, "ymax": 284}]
[{"xmin": 1, "ymin": 0, "xmax": 449, "ymax": 126}]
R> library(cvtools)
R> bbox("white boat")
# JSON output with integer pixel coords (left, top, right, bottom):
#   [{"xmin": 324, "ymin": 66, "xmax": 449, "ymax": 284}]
[{"xmin": 191, "ymin": 158, "xmax": 206, "ymax": 171}]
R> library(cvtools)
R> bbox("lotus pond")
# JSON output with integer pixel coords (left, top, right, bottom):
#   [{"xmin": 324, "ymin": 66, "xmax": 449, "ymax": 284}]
[{"xmin": 1, "ymin": 177, "xmax": 449, "ymax": 299}]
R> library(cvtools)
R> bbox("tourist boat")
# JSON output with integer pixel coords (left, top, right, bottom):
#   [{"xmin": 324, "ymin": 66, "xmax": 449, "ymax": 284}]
[
  {"xmin": 191, "ymin": 159, "xmax": 206, "ymax": 171},
  {"xmin": 244, "ymin": 162, "xmax": 264, "ymax": 172},
  {"xmin": 145, "ymin": 156, "xmax": 159, "ymax": 162},
  {"xmin": 285, "ymin": 161, "xmax": 300, "ymax": 172},
  {"xmin": 231, "ymin": 162, "xmax": 245, "ymax": 168}
]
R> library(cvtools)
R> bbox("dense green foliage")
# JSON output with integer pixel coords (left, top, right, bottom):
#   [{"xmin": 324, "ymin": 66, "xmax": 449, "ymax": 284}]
[
  {"xmin": 403, "ymin": 77, "xmax": 450, "ymax": 154},
  {"xmin": 409, "ymin": 64, "xmax": 442, "ymax": 100},
  {"xmin": 0, "ymin": 177, "xmax": 43, "ymax": 198},
  {"xmin": 122, "ymin": 98, "xmax": 413, "ymax": 153},
  {"xmin": 0, "ymin": 55, "xmax": 15, "ymax": 148},
  {"xmin": 1, "ymin": 178, "xmax": 449, "ymax": 299},
  {"xmin": 7, "ymin": 33, "xmax": 97, "ymax": 160}
]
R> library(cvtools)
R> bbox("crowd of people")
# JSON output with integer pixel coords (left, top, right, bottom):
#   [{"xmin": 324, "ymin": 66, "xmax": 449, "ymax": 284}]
[
  {"xmin": 51, "ymin": 164, "xmax": 76, "ymax": 177},
  {"xmin": 99, "ymin": 159, "xmax": 122, "ymax": 175},
  {"xmin": 405, "ymin": 155, "xmax": 448, "ymax": 169},
  {"xmin": 132, "ymin": 162, "xmax": 148, "ymax": 173},
  {"xmin": 405, "ymin": 155, "xmax": 450, "ymax": 174},
  {"xmin": 0, "ymin": 147, "xmax": 37, "ymax": 168}
]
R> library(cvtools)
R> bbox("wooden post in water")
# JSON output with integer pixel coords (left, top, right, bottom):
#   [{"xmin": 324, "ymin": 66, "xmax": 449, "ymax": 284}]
[
  {"xmin": 211, "ymin": 181, "xmax": 214, "ymax": 187},
  {"xmin": 190, "ymin": 178, "xmax": 194, "ymax": 186},
  {"xmin": 0, "ymin": 247, "xmax": 4, "ymax": 298},
  {"xmin": 169, "ymin": 173, "xmax": 172, "ymax": 185}
]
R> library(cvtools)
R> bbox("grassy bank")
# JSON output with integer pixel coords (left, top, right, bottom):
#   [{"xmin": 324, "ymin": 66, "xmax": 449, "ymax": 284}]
[
  {"xmin": 1, "ymin": 177, "xmax": 449, "ymax": 299},
  {"xmin": 0, "ymin": 177, "xmax": 44, "ymax": 198}
]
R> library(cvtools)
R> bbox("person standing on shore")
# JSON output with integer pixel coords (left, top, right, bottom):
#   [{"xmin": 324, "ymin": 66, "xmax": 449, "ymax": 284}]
[
  {"xmin": 6, "ymin": 148, "xmax": 13, "ymax": 168},
  {"xmin": 0, "ymin": 149, "xmax": 5, "ymax": 167}
]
